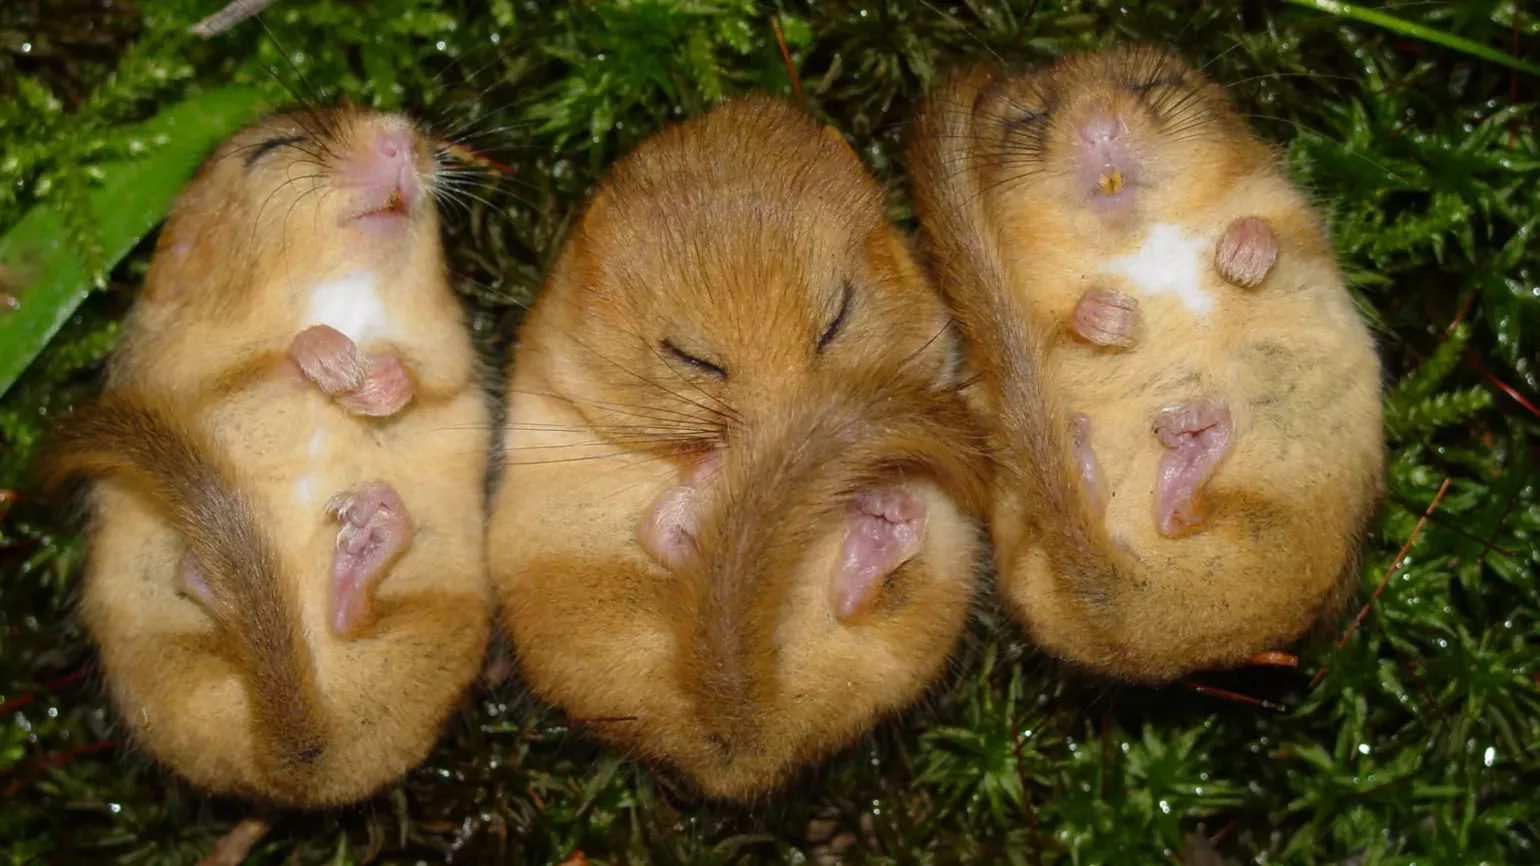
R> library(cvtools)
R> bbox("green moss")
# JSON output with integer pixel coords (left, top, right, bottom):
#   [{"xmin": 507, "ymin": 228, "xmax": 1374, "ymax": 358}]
[{"xmin": 2, "ymin": 1, "xmax": 1536, "ymax": 863}]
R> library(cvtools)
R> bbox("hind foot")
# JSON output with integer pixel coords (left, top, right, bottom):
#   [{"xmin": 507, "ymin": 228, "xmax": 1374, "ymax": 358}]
[
  {"xmin": 1153, "ymin": 396, "xmax": 1233, "ymax": 537},
  {"xmin": 324, "ymin": 482, "xmax": 412, "ymax": 636},
  {"xmin": 290, "ymin": 325, "xmax": 413, "ymax": 416},
  {"xmin": 1071, "ymin": 288, "xmax": 1140, "ymax": 348},
  {"xmin": 1215, "ymin": 217, "xmax": 1277, "ymax": 288},
  {"xmin": 832, "ymin": 486, "xmax": 928, "ymax": 621},
  {"xmin": 1072, "ymin": 413, "xmax": 1107, "ymax": 516},
  {"xmin": 177, "ymin": 548, "xmax": 217, "ymax": 609},
  {"xmin": 636, "ymin": 451, "xmax": 722, "ymax": 570}
]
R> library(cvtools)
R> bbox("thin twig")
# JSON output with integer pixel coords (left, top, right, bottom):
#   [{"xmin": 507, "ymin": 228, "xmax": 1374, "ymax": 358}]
[
  {"xmin": 1185, "ymin": 681, "xmax": 1287, "ymax": 712},
  {"xmin": 771, "ymin": 15, "xmax": 805, "ymax": 110},
  {"xmin": 191, "ymin": 0, "xmax": 282, "ymax": 38},
  {"xmin": 1310, "ymin": 476, "xmax": 1453, "ymax": 688},
  {"xmin": 199, "ymin": 817, "xmax": 272, "ymax": 866},
  {"xmin": 1466, "ymin": 355, "xmax": 1540, "ymax": 419}
]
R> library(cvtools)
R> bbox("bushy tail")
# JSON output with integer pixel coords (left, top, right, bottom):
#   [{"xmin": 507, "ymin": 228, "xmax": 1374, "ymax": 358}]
[
  {"xmin": 46, "ymin": 393, "xmax": 325, "ymax": 778},
  {"xmin": 672, "ymin": 379, "xmax": 988, "ymax": 752},
  {"xmin": 908, "ymin": 68, "xmax": 1133, "ymax": 590}
]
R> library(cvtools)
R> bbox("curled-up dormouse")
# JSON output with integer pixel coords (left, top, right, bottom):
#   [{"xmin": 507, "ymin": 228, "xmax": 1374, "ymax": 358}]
[
  {"xmin": 489, "ymin": 94, "xmax": 990, "ymax": 799},
  {"xmin": 47, "ymin": 106, "xmax": 492, "ymax": 806},
  {"xmin": 909, "ymin": 46, "xmax": 1384, "ymax": 681}
]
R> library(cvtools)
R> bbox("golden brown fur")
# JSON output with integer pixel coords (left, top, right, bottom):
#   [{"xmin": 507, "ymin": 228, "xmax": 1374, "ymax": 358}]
[
  {"xmin": 49, "ymin": 108, "xmax": 490, "ymax": 805},
  {"xmin": 909, "ymin": 47, "xmax": 1384, "ymax": 681},
  {"xmin": 489, "ymin": 95, "xmax": 989, "ymax": 798}
]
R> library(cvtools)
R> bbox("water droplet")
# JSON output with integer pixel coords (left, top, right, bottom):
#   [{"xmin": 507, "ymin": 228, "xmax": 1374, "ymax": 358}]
[
  {"xmin": 21, "ymin": 42, "xmax": 32, "ymax": 53},
  {"xmin": 109, "ymin": 803, "xmax": 122, "ymax": 814},
  {"xmin": 1484, "ymin": 746, "xmax": 1496, "ymax": 767},
  {"xmin": 1159, "ymin": 799, "xmax": 1171, "ymax": 814},
  {"xmin": 1358, "ymin": 743, "xmax": 1370, "ymax": 755},
  {"xmin": 436, "ymin": 41, "xmax": 446, "ymax": 51}
]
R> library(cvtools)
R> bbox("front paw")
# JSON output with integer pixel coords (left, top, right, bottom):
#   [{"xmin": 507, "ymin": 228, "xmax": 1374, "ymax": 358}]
[
  {"xmin": 336, "ymin": 353, "xmax": 414, "ymax": 417},
  {"xmin": 291, "ymin": 325, "xmax": 368, "ymax": 396},
  {"xmin": 1071, "ymin": 288, "xmax": 1140, "ymax": 348},
  {"xmin": 1215, "ymin": 217, "xmax": 1277, "ymax": 288}
]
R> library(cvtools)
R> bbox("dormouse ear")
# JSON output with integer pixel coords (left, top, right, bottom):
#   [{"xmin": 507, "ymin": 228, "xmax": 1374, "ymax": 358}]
[{"xmin": 821, "ymin": 124, "xmax": 860, "ymax": 160}]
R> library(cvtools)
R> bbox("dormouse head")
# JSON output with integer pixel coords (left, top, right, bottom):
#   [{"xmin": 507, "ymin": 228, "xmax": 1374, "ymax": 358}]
[
  {"xmin": 144, "ymin": 106, "xmax": 445, "ymax": 306},
  {"xmin": 541, "ymin": 93, "xmax": 961, "ymax": 456},
  {"xmin": 972, "ymin": 44, "xmax": 1261, "ymax": 223}
]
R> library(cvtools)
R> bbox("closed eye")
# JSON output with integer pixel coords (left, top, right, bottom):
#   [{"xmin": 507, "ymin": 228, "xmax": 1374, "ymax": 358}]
[
  {"xmin": 662, "ymin": 340, "xmax": 727, "ymax": 379},
  {"xmin": 244, "ymin": 135, "xmax": 306, "ymax": 168},
  {"xmin": 1006, "ymin": 105, "xmax": 1051, "ymax": 133},
  {"xmin": 817, "ymin": 281, "xmax": 854, "ymax": 354},
  {"xmin": 1130, "ymin": 75, "xmax": 1187, "ymax": 95}
]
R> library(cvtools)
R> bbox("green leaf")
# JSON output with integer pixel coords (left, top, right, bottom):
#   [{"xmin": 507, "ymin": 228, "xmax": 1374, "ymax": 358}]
[
  {"xmin": 1286, "ymin": 0, "xmax": 1540, "ymax": 76},
  {"xmin": 0, "ymin": 85, "xmax": 269, "ymax": 398}
]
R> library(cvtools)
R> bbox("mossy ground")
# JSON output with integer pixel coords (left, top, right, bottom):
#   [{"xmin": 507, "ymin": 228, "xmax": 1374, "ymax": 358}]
[{"xmin": 1, "ymin": 1, "xmax": 1536, "ymax": 863}]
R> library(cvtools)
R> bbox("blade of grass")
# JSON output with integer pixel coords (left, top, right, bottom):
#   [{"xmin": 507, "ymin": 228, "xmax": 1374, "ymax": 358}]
[
  {"xmin": 0, "ymin": 86, "xmax": 270, "ymax": 398},
  {"xmin": 1286, "ymin": 0, "xmax": 1540, "ymax": 77}
]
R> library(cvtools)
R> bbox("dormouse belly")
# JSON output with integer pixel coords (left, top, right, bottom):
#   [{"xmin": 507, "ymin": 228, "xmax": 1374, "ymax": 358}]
[{"xmin": 1099, "ymin": 222, "xmax": 1217, "ymax": 318}]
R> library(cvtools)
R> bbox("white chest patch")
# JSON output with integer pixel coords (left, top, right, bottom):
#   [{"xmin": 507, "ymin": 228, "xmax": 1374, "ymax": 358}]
[
  {"xmin": 303, "ymin": 270, "xmax": 390, "ymax": 343},
  {"xmin": 1099, "ymin": 223, "xmax": 1214, "ymax": 316},
  {"xmin": 295, "ymin": 475, "xmax": 315, "ymax": 507}
]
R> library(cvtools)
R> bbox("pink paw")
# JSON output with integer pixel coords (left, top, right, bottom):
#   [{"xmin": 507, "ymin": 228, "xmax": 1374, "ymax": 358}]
[
  {"xmin": 324, "ymin": 482, "xmax": 412, "ymax": 637},
  {"xmin": 177, "ymin": 549, "xmax": 218, "ymax": 609},
  {"xmin": 1215, "ymin": 217, "xmax": 1277, "ymax": 288},
  {"xmin": 831, "ymin": 486, "xmax": 927, "ymax": 621},
  {"xmin": 336, "ymin": 352, "xmax": 413, "ymax": 416},
  {"xmin": 291, "ymin": 325, "xmax": 368, "ymax": 395},
  {"xmin": 1071, "ymin": 288, "xmax": 1139, "ymax": 348},
  {"xmin": 290, "ymin": 325, "xmax": 414, "ymax": 416},
  {"xmin": 636, "ymin": 451, "xmax": 722, "ymax": 570},
  {"xmin": 1072, "ymin": 413, "xmax": 1107, "ymax": 516},
  {"xmin": 1153, "ymin": 397, "xmax": 1233, "ymax": 537}
]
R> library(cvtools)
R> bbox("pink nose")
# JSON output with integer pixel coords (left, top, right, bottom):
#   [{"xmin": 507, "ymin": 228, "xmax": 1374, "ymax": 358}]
[
  {"xmin": 375, "ymin": 133, "xmax": 409, "ymax": 160},
  {"xmin": 355, "ymin": 130, "xmax": 420, "ymax": 211},
  {"xmin": 1079, "ymin": 108, "xmax": 1122, "ymax": 145}
]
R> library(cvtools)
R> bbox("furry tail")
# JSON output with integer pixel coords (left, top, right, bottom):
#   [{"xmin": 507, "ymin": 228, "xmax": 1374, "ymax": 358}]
[
  {"xmin": 908, "ymin": 69, "xmax": 1141, "ymax": 621},
  {"xmin": 46, "ymin": 393, "xmax": 325, "ymax": 779},
  {"xmin": 673, "ymin": 379, "xmax": 988, "ymax": 753}
]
